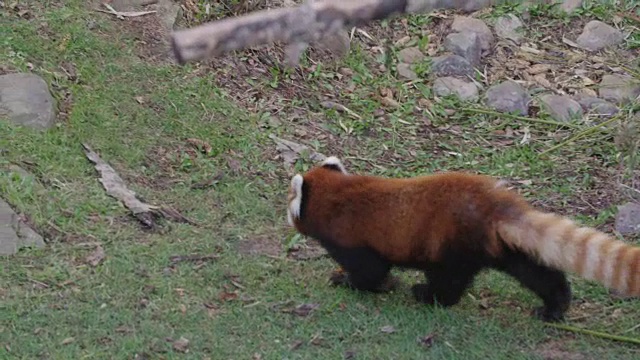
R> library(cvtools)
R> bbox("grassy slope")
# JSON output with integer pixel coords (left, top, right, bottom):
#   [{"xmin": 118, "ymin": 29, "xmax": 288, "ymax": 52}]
[{"xmin": 1, "ymin": 0, "xmax": 640, "ymax": 359}]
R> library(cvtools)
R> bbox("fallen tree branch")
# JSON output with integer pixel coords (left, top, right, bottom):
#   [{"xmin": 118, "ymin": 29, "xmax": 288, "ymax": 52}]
[
  {"xmin": 82, "ymin": 144, "xmax": 198, "ymax": 229},
  {"xmin": 171, "ymin": 0, "xmax": 547, "ymax": 65}
]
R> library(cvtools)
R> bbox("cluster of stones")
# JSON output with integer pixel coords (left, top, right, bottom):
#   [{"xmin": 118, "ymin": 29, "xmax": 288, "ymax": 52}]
[{"xmin": 395, "ymin": 5, "xmax": 639, "ymax": 123}]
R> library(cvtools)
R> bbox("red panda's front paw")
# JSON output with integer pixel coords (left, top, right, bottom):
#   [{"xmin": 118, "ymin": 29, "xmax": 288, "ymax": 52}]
[
  {"xmin": 411, "ymin": 283, "xmax": 435, "ymax": 305},
  {"xmin": 377, "ymin": 274, "xmax": 400, "ymax": 292},
  {"xmin": 329, "ymin": 268, "xmax": 349, "ymax": 287},
  {"xmin": 532, "ymin": 306, "xmax": 565, "ymax": 323}
]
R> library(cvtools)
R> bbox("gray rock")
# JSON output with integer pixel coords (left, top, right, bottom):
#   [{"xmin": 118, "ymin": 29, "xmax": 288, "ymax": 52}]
[
  {"xmin": 450, "ymin": 16, "xmax": 495, "ymax": 52},
  {"xmin": 397, "ymin": 63, "xmax": 417, "ymax": 80},
  {"xmin": 0, "ymin": 198, "xmax": 45, "ymax": 255},
  {"xmin": 316, "ymin": 30, "xmax": 351, "ymax": 60},
  {"xmin": 576, "ymin": 20, "xmax": 624, "ymax": 52},
  {"xmin": 599, "ymin": 74, "xmax": 640, "ymax": 104},
  {"xmin": 433, "ymin": 77, "xmax": 479, "ymax": 101},
  {"xmin": 484, "ymin": 80, "xmax": 530, "ymax": 115},
  {"xmin": 494, "ymin": 14, "xmax": 525, "ymax": 44},
  {"xmin": 397, "ymin": 47, "xmax": 425, "ymax": 64},
  {"xmin": 0, "ymin": 73, "xmax": 56, "ymax": 130},
  {"xmin": 574, "ymin": 95, "xmax": 619, "ymax": 117},
  {"xmin": 538, "ymin": 94, "xmax": 583, "ymax": 122},
  {"xmin": 444, "ymin": 31, "xmax": 482, "ymax": 66},
  {"xmin": 157, "ymin": 0, "xmax": 181, "ymax": 31},
  {"xmin": 560, "ymin": 0, "xmax": 582, "ymax": 13},
  {"xmin": 5, "ymin": 164, "xmax": 35, "ymax": 181},
  {"xmin": 431, "ymin": 55, "xmax": 475, "ymax": 77},
  {"xmin": 615, "ymin": 202, "xmax": 640, "ymax": 235}
]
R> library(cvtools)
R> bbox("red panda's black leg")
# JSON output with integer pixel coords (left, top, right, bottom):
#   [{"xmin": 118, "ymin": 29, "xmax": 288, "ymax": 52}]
[
  {"xmin": 498, "ymin": 251, "xmax": 572, "ymax": 322},
  {"xmin": 321, "ymin": 243, "xmax": 393, "ymax": 293},
  {"xmin": 411, "ymin": 265, "xmax": 480, "ymax": 307}
]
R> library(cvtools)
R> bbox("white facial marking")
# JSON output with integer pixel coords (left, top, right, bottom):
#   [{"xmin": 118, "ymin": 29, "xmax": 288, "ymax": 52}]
[
  {"xmin": 321, "ymin": 156, "xmax": 348, "ymax": 175},
  {"xmin": 494, "ymin": 179, "xmax": 509, "ymax": 189},
  {"xmin": 287, "ymin": 174, "xmax": 304, "ymax": 226}
]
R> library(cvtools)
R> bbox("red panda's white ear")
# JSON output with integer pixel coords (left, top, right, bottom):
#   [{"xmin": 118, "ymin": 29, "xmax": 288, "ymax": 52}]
[
  {"xmin": 321, "ymin": 156, "xmax": 348, "ymax": 175},
  {"xmin": 287, "ymin": 174, "xmax": 304, "ymax": 226}
]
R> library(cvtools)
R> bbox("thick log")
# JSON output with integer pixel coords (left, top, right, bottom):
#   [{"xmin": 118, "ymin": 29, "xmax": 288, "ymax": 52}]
[{"xmin": 170, "ymin": 0, "xmax": 538, "ymax": 65}]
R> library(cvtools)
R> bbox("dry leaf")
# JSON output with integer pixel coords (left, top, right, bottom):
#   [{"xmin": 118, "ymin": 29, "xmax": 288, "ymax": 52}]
[
  {"xmin": 290, "ymin": 340, "xmax": 304, "ymax": 351},
  {"xmin": 85, "ymin": 245, "xmax": 105, "ymax": 267},
  {"xmin": 320, "ymin": 101, "xmax": 361, "ymax": 119},
  {"xmin": 527, "ymin": 64, "xmax": 550, "ymax": 75},
  {"xmin": 380, "ymin": 325, "xmax": 396, "ymax": 334},
  {"xmin": 134, "ymin": 96, "xmax": 145, "ymax": 104},
  {"xmin": 533, "ymin": 74, "xmax": 553, "ymax": 88},
  {"xmin": 186, "ymin": 138, "xmax": 212, "ymax": 154},
  {"xmin": 61, "ymin": 337, "xmax": 75, "ymax": 345},
  {"xmin": 292, "ymin": 303, "xmax": 319, "ymax": 317},
  {"xmin": 380, "ymin": 96, "xmax": 400, "ymax": 108},
  {"xmin": 226, "ymin": 156, "xmax": 241, "ymax": 173},
  {"xmin": 269, "ymin": 135, "xmax": 326, "ymax": 169},
  {"xmin": 417, "ymin": 333, "xmax": 436, "ymax": 348},
  {"xmin": 219, "ymin": 291, "xmax": 238, "ymax": 302},
  {"xmin": 172, "ymin": 337, "xmax": 189, "ymax": 353},
  {"xmin": 344, "ymin": 350, "xmax": 357, "ymax": 359},
  {"xmin": 115, "ymin": 326, "xmax": 133, "ymax": 334}
]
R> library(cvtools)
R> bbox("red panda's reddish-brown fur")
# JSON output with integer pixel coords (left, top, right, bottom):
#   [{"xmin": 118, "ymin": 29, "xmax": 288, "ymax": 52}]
[{"xmin": 286, "ymin": 156, "xmax": 640, "ymax": 322}]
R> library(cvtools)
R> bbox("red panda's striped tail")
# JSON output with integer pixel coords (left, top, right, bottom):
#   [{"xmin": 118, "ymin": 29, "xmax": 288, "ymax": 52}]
[{"xmin": 497, "ymin": 210, "xmax": 640, "ymax": 297}]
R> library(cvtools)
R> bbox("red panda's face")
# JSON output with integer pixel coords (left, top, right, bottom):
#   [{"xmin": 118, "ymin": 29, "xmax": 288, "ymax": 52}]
[
  {"xmin": 286, "ymin": 156, "xmax": 347, "ymax": 227},
  {"xmin": 287, "ymin": 174, "xmax": 304, "ymax": 227}
]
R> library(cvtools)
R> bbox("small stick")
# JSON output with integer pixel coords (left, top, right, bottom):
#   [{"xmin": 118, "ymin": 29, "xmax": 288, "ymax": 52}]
[
  {"xmin": 545, "ymin": 322, "xmax": 640, "ymax": 345},
  {"xmin": 539, "ymin": 115, "xmax": 622, "ymax": 155},
  {"xmin": 169, "ymin": 254, "xmax": 220, "ymax": 264}
]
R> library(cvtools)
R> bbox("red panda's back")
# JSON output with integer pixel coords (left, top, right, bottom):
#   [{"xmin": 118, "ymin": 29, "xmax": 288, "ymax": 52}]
[{"xmin": 296, "ymin": 169, "xmax": 529, "ymax": 264}]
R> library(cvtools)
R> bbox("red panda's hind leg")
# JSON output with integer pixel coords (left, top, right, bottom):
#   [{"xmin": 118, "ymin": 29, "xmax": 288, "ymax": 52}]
[{"xmin": 497, "ymin": 250, "xmax": 572, "ymax": 322}]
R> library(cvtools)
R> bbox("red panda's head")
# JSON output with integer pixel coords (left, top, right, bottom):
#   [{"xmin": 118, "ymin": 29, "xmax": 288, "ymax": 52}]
[{"xmin": 286, "ymin": 156, "xmax": 348, "ymax": 227}]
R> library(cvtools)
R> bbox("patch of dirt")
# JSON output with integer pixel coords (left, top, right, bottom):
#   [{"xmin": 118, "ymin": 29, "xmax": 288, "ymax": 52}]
[
  {"xmin": 87, "ymin": 0, "xmax": 175, "ymax": 63},
  {"xmin": 236, "ymin": 234, "xmax": 283, "ymax": 257},
  {"xmin": 534, "ymin": 339, "xmax": 593, "ymax": 360},
  {"xmin": 136, "ymin": 143, "xmax": 199, "ymax": 190},
  {"xmin": 118, "ymin": 13, "xmax": 173, "ymax": 63},
  {"xmin": 286, "ymin": 239, "xmax": 328, "ymax": 261}
]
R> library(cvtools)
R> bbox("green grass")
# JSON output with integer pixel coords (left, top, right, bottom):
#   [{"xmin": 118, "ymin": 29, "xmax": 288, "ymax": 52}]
[{"xmin": 1, "ymin": 0, "xmax": 640, "ymax": 359}]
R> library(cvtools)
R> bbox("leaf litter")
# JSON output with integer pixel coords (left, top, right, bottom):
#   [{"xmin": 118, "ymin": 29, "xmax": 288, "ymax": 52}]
[
  {"xmin": 85, "ymin": 244, "xmax": 106, "ymax": 267},
  {"xmin": 269, "ymin": 135, "xmax": 326, "ymax": 171}
]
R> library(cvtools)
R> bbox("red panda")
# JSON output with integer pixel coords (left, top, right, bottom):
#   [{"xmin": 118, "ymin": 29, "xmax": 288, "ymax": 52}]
[{"xmin": 286, "ymin": 156, "xmax": 640, "ymax": 322}]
